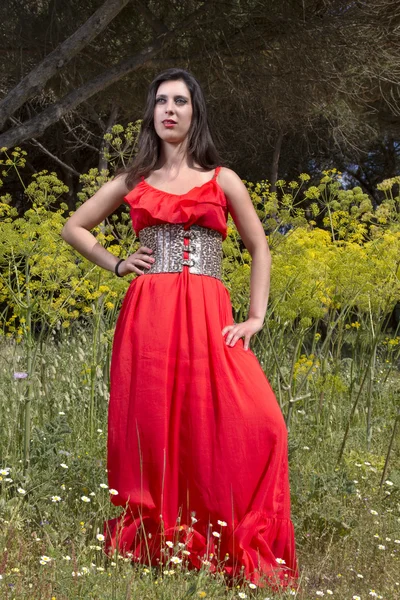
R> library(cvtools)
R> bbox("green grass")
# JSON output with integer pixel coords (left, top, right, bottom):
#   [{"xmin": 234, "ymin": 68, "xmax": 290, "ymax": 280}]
[{"xmin": 0, "ymin": 329, "xmax": 399, "ymax": 600}]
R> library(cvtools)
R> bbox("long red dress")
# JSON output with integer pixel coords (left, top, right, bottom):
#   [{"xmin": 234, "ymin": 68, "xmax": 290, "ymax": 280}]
[{"xmin": 104, "ymin": 168, "xmax": 298, "ymax": 588}]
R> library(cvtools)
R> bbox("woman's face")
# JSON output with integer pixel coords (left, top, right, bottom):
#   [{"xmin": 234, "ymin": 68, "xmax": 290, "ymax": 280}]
[{"xmin": 153, "ymin": 79, "xmax": 193, "ymax": 144}]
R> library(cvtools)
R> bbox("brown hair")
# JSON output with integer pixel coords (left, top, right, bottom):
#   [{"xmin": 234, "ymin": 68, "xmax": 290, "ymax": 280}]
[{"xmin": 117, "ymin": 68, "xmax": 222, "ymax": 189}]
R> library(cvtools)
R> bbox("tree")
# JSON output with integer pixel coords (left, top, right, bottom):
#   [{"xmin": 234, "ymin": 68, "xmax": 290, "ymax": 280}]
[{"xmin": 0, "ymin": 0, "xmax": 399, "ymax": 197}]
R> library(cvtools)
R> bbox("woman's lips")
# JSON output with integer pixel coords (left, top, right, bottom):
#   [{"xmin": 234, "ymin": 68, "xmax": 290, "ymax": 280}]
[{"xmin": 163, "ymin": 120, "xmax": 176, "ymax": 128}]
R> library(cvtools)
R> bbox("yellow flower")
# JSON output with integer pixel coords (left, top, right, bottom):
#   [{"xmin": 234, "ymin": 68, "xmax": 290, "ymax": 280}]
[{"xmin": 198, "ymin": 592, "xmax": 207, "ymax": 598}]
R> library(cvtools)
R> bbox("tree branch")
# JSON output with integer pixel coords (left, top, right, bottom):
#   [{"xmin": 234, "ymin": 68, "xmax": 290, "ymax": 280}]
[
  {"xmin": 9, "ymin": 117, "xmax": 80, "ymax": 176},
  {"xmin": 136, "ymin": 1, "xmax": 169, "ymax": 35},
  {"xmin": 0, "ymin": 0, "xmax": 132, "ymax": 129},
  {"xmin": 0, "ymin": 0, "xmax": 212, "ymax": 150}
]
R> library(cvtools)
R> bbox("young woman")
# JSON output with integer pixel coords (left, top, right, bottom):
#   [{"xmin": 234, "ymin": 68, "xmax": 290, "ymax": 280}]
[{"xmin": 62, "ymin": 68, "xmax": 298, "ymax": 589}]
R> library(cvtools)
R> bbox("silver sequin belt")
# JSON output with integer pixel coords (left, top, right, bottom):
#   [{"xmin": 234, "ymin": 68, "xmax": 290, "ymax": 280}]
[{"xmin": 138, "ymin": 223, "xmax": 223, "ymax": 280}]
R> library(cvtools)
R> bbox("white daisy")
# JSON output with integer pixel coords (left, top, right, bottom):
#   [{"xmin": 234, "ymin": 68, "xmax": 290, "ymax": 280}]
[{"xmin": 170, "ymin": 556, "xmax": 182, "ymax": 564}]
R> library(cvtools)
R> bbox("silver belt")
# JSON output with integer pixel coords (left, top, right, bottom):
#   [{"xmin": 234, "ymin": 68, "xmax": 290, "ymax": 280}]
[{"xmin": 138, "ymin": 223, "xmax": 223, "ymax": 280}]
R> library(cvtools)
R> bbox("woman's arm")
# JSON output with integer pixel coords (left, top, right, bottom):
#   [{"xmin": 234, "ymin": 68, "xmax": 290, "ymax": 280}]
[
  {"xmin": 217, "ymin": 167, "xmax": 271, "ymax": 348},
  {"xmin": 61, "ymin": 174, "xmax": 130, "ymax": 273}
]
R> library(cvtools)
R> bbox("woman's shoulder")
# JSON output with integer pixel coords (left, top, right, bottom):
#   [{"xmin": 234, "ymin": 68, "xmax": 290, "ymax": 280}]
[
  {"xmin": 216, "ymin": 167, "xmax": 245, "ymax": 195},
  {"xmin": 114, "ymin": 171, "xmax": 142, "ymax": 195}
]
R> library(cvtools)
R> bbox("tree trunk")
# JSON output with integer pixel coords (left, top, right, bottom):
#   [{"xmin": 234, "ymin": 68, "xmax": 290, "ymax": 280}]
[
  {"xmin": 270, "ymin": 129, "xmax": 284, "ymax": 192},
  {"xmin": 98, "ymin": 104, "xmax": 119, "ymax": 173}
]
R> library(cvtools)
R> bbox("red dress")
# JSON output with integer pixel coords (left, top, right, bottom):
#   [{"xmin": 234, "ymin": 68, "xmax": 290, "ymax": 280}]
[{"xmin": 104, "ymin": 168, "xmax": 298, "ymax": 588}]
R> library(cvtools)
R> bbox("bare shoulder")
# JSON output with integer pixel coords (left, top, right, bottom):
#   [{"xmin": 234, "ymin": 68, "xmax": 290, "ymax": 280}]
[
  {"xmin": 217, "ymin": 167, "xmax": 250, "ymax": 205},
  {"xmin": 108, "ymin": 171, "xmax": 131, "ymax": 195},
  {"xmin": 217, "ymin": 166, "xmax": 244, "ymax": 189}
]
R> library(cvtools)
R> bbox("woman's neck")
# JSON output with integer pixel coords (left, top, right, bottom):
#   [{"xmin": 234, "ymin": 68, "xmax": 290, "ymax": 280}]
[{"xmin": 157, "ymin": 141, "xmax": 192, "ymax": 173}]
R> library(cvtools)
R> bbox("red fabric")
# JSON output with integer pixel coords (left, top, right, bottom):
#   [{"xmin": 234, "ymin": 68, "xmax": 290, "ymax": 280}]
[{"xmin": 105, "ymin": 169, "xmax": 299, "ymax": 588}]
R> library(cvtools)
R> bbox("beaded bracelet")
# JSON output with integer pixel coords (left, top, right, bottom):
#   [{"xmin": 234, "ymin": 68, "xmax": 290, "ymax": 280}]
[{"xmin": 114, "ymin": 259, "xmax": 124, "ymax": 277}]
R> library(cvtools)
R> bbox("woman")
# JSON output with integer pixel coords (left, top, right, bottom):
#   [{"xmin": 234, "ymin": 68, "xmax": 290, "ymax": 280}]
[{"xmin": 61, "ymin": 68, "xmax": 298, "ymax": 589}]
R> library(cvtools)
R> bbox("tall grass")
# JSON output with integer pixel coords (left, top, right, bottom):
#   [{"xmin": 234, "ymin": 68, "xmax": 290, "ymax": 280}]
[{"xmin": 0, "ymin": 149, "xmax": 399, "ymax": 597}]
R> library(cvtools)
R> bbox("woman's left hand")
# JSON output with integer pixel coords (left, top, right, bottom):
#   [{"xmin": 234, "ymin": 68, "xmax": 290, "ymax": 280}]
[{"xmin": 222, "ymin": 317, "xmax": 264, "ymax": 351}]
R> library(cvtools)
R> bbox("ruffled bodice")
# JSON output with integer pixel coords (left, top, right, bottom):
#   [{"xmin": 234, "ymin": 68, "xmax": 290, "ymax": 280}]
[{"xmin": 123, "ymin": 171, "xmax": 228, "ymax": 240}]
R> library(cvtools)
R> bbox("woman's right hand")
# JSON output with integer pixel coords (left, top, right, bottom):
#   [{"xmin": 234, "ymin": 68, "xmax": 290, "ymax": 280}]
[{"xmin": 118, "ymin": 246, "xmax": 155, "ymax": 277}]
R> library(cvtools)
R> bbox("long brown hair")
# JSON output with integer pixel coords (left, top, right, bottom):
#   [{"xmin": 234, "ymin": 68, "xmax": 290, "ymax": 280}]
[{"xmin": 117, "ymin": 68, "xmax": 222, "ymax": 190}]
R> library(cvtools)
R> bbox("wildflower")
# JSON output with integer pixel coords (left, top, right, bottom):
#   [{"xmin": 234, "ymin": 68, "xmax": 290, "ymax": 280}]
[
  {"xmin": 166, "ymin": 541, "xmax": 174, "ymax": 548},
  {"xmin": 89, "ymin": 492, "xmax": 95, "ymax": 496},
  {"xmin": 394, "ymin": 539, "xmax": 400, "ymax": 544},
  {"xmin": 302, "ymin": 446, "xmax": 310, "ymax": 450},
  {"xmin": 99, "ymin": 483, "xmax": 108, "ymax": 489},
  {"xmin": 17, "ymin": 488, "xmax": 26, "ymax": 495},
  {"xmin": 191, "ymin": 516, "xmax": 198, "ymax": 524},
  {"xmin": 60, "ymin": 463, "xmax": 68, "ymax": 469},
  {"xmin": 97, "ymin": 566, "xmax": 105, "ymax": 572},
  {"xmin": 198, "ymin": 593, "xmax": 207, "ymax": 599},
  {"xmin": 97, "ymin": 429, "xmax": 103, "ymax": 433},
  {"xmin": 316, "ymin": 593, "xmax": 324, "ymax": 597},
  {"xmin": 249, "ymin": 583, "xmax": 257, "ymax": 589},
  {"xmin": 238, "ymin": 594, "xmax": 247, "ymax": 599},
  {"xmin": 109, "ymin": 489, "xmax": 118, "ymax": 495},
  {"xmin": 96, "ymin": 533, "xmax": 105, "ymax": 542},
  {"xmin": 353, "ymin": 596, "xmax": 361, "ymax": 600},
  {"xmin": 51, "ymin": 495, "xmax": 62, "ymax": 503},
  {"xmin": 202, "ymin": 559, "xmax": 211, "ymax": 566},
  {"xmin": 170, "ymin": 556, "xmax": 182, "ymax": 564},
  {"xmin": 385, "ymin": 480, "xmax": 393, "ymax": 486},
  {"xmin": 378, "ymin": 544, "xmax": 385, "ymax": 550},
  {"xmin": 0, "ymin": 468, "xmax": 10, "ymax": 476},
  {"xmin": 370, "ymin": 509, "xmax": 378, "ymax": 515},
  {"xmin": 182, "ymin": 550, "xmax": 190, "ymax": 555},
  {"xmin": 212, "ymin": 531, "xmax": 220, "ymax": 538},
  {"xmin": 63, "ymin": 556, "xmax": 71, "ymax": 561},
  {"xmin": 327, "ymin": 592, "xmax": 333, "ymax": 596},
  {"xmin": 357, "ymin": 573, "xmax": 364, "ymax": 578},
  {"xmin": 14, "ymin": 372, "xmax": 28, "ymax": 379},
  {"xmin": 81, "ymin": 496, "xmax": 90, "ymax": 503},
  {"xmin": 276, "ymin": 558, "xmax": 286, "ymax": 564},
  {"xmin": 217, "ymin": 520, "xmax": 227, "ymax": 526},
  {"xmin": 369, "ymin": 592, "xmax": 378, "ymax": 597},
  {"xmin": 39, "ymin": 555, "xmax": 51, "ymax": 564}
]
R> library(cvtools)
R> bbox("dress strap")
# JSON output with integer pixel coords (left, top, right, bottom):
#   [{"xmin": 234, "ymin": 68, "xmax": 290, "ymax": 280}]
[{"xmin": 213, "ymin": 166, "xmax": 221, "ymax": 179}]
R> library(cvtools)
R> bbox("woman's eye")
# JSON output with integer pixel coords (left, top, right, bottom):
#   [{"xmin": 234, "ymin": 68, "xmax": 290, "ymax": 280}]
[
  {"xmin": 155, "ymin": 98, "xmax": 165, "ymax": 103},
  {"xmin": 176, "ymin": 98, "xmax": 186, "ymax": 104}
]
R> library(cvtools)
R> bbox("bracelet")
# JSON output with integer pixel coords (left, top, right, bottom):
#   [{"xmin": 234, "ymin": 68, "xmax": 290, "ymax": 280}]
[{"xmin": 114, "ymin": 259, "xmax": 124, "ymax": 277}]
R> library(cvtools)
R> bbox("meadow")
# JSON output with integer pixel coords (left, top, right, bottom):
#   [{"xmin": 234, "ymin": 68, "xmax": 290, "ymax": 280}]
[{"xmin": 0, "ymin": 141, "xmax": 399, "ymax": 599}]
